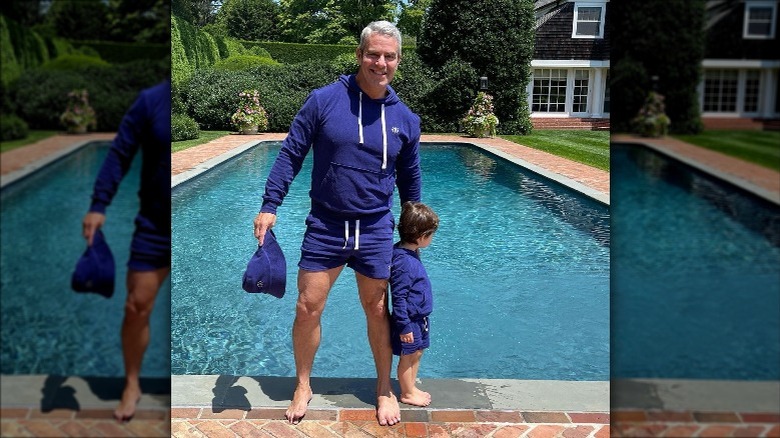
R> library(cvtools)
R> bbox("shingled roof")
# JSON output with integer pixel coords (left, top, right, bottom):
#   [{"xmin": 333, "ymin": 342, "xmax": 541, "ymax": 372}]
[{"xmin": 533, "ymin": 1, "xmax": 610, "ymax": 61}]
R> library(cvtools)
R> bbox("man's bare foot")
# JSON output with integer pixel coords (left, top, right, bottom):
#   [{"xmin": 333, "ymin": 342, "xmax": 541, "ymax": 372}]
[
  {"xmin": 400, "ymin": 388, "xmax": 431, "ymax": 407},
  {"xmin": 285, "ymin": 384, "xmax": 312, "ymax": 425},
  {"xmin": 114, "ymin": 384, "xmax": 141, "ymax": 423},
  {"xmin": 376, "ymin": 391, "xmax": 401, "ymax": 426}
]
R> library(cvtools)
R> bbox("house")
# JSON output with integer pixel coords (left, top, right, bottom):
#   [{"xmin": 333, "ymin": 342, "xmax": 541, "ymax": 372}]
[
  {"xmin": 701, "ymin": 0, "xmax": 780, "ymax": 130},
  {"xmin": 529, "ymin": 0, "xmax": 610, "ymax": 130}
]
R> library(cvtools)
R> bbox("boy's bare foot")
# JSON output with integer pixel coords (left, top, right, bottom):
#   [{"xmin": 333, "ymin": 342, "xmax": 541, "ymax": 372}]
[
  {"xmin": 113, "ymin": 384, "xmax": 141, "ymax": 423},
  {"xmin": 285, "ymin": 384, "xmax": 312, "ymax": 425},
  {"xmin": 400, "ymin": 388, "xmax": 431, "ymax": 407},
  {"xmin": 376, "ymin": 391, "xmax": 401, "ymax": 426}
]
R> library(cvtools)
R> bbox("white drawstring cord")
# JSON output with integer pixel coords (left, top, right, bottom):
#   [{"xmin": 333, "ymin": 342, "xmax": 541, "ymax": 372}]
[
  {"xmin": 358, "ymin": 92, "xmax": 364, "ymax": 145},
  {"xmin": 380, "ymin": 104, "xmax": 387, "ymax": 170},
  {"xmin": 341, "ymin": 220, "xmax": 361, "ymax": 250},
  {"xmin": 342, "ymin": 221, "xmax": 349, "ymax": 249}
]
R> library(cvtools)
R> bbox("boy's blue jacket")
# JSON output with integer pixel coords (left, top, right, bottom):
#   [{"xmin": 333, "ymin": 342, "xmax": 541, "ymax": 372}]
[
  {"xmin": 89, "ymin": 80, "xmax": 171, "ymax": 234},
  {"xmin": 261, "ymin": 74, "xmax": 421, "ymax": 218},
  {"xmin": 390, "ymin": 244, "xmax": 433, "ymax": 336}
]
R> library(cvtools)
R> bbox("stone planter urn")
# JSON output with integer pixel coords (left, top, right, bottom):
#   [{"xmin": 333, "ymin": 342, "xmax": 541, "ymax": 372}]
[
  {"xmin": 240, "ymin": 125, "xmax": 259, "ymax": 135},
  {"xmin": 67, "ymin": 125, "xmax": 88, "ymax": 134}
]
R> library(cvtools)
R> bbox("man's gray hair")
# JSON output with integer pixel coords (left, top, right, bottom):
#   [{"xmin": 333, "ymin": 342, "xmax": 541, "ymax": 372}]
[{"xmin": 359, "ymin": 21, "xmax": 402, "ymax": 57}]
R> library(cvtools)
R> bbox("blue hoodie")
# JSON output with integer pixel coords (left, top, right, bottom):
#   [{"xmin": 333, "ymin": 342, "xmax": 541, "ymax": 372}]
[
  {"xmin": 390, "ymin": 244, "xmax": 433, "ymax": 336},
  {"xmin": 89, "ymin": 80, "xmax": 171, "ymax": 234},
  {"xmin": 261, "ymin": 74, "xmax": 421, "ymax": 219}
]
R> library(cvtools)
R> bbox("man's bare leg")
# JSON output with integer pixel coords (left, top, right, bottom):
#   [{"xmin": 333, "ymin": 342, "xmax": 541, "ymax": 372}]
[
  {"xmin": 115, "ymin": 267, "xmax": 169, "ymax": 422},
  {"xmin": 286, "ymin": 267, "xmax": 343, "ymax": 424},
  {"xmin": 356, "ymin": 272, "xmax": 401, "ymax": 426}
]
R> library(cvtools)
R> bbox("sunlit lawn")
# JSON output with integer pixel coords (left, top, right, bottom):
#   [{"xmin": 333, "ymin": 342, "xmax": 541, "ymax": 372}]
[
  {"xmin": 171, "ymin": 131, "xmax": 232, "ymax": 152},
  {"xmin": 0, "ymin": 131, "xmax": 60, "ymax": 153},
  {"xmin": 673, "ymin": 130, "xmax": 780, "ymax": 172},
  {"xmin": 502, "ymin": 129, "xmax": 610, "ymax": 171}
]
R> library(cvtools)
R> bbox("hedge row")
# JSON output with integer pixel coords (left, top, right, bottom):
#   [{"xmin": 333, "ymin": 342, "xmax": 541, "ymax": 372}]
[
  {"xmin": 7, "ymin": 58, "xmax": 169, "ymax": 131},
  {"xmin": 243, "ymin": 41, "xmax": 417, "ymax": 65},
  {"xmin": 177, "ymin": 52, "xmax": 479, "ymax": 133},
  {"xmin": 1, "ymin": 15, "xmax": 76, "ymax": 87},
  {"xmin": 70, "ymin": 40, "xmax": 171, "ymax": 64}
]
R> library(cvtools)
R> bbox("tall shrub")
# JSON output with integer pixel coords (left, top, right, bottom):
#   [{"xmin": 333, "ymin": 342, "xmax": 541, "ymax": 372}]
[
  {"xmin": 418, "ymin": 0, "xmax": 535, "ymax": 134},
  {"xmin": 611, "ymin": 0, "xmax": 705, "ymax": 134}
]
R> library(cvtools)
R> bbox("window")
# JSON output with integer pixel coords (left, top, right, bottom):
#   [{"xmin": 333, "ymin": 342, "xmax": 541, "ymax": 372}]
[
  {"xmin": 573, "ymin": 69, "xmax": 590, "ymax": 113},
  {"xmin": 603, "ymin": 71, "xmax": 610, "ymax": 114},
  {"xmin": 572, "ymin": 3, "xmax": 605, "ymax": 38},
  {"xmin": 744, "ymin": 1, "xmax": 777, "ymax": 38},
  {"xmin": 744, "ymin": 70, "xmax": 761, "ymax": 113},
  {"xmin": 532, "ymin": 69, "xmax": 567, "ymax": 112},
  {"xmin": 703, "ymin": 70, "xmax": 738, "ymax": 112}
]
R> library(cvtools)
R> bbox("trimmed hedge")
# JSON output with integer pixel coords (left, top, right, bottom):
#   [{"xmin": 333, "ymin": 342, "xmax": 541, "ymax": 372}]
[
  {"xmin": 0, "ymin": 114, "xmax": 29, "ymax": 141},
  {"xmin": 171, "ymin": 113, "xmax": 200, "ymax": 141},
  {"xmin": 1, "ymin": 15, "xmax": 77, "ymax": 87},
  {"xmin": 41, "ymin": 53, "xmax": 111, "ymax": 70},
  {"xmin": 69, "ymin": 40, "xmax": 171, "ymax": 64},
  {"xmin": 243, "ymin": 41, "xmax": 417, "ymax": 65},
  {"xmin": 213, "ymin": 55, "xmax": 280, "ymax": 71},
  {"xmin": 10, "ymin": 59, "xmax": 168, "ymax": 130}
]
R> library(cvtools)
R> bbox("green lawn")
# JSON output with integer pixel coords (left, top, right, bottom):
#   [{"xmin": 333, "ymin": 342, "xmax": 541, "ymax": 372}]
[
  {"xmin": 0, "ymin": 131, "xmax": 60, "ymax": 153},
  {"xmin": 502, "ymin": 130, "xmax": 610, "ymax": 171},
  {"xmin": 673, "ymin": 130, "xmax": 780, "ymax": 172},
  {"xmin": 171, "ymin": 131, "xmax": 232, "ymax": 152}
]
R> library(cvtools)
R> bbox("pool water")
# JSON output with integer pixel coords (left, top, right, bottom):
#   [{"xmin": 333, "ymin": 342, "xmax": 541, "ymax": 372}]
[
  {"xmin": 611, "ymin": 143, "xmax": 780, "ymax": 380},
  {"xmin": 0, "ymin": 143, "xmax": 171, "ymax": 377},
  {"xmin": 171, "ymin": 142, "xmax": 610, "ymax": 380}
]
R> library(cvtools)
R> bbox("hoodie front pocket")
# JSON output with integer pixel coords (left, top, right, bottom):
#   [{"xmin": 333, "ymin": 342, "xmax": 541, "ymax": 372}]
[{"xmin": 312, "ymin": 162, "xmax": 394, "ymax": 213}]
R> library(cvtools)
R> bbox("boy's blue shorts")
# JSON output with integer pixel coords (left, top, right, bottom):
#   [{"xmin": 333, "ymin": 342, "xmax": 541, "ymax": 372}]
[
  {"xmin": 128, "ymin": 214, "xmax": 171, "ymax": 271},
  {"xmin": 392, "ymin": 316, "xmax": 430, "ymax": 356},
  {"xmin": 299, "ymin": 210, "xmax": 394, "ymax": 280}
]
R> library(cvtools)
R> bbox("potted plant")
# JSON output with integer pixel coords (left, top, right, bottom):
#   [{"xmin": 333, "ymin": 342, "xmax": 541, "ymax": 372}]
[
  {"xmin": 461, "ymin": 92, "xmax": 499, "ymax": 138},
  {"xmin": 631, "ymin": 91, "xmax": 671, "ymax": 137},
  {"xmin": 231, "ymin": 89, "xmax": 268, "ymax": 134},
  {"xmin": 60, "ymin": 89, "xmax": 97, "ymax": 134}
]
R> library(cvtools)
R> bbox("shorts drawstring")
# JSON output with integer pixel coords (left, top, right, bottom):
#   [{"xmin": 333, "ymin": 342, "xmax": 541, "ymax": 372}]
[{"xmin": 341, "ymin": 220, "xmax": 361, "ymax": 250}]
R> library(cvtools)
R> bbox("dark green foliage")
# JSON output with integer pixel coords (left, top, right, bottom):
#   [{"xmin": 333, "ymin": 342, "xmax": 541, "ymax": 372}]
[
  {"xmin": 105, "ymin": 0, "xmax": 170, "ymax": 44},
  {"xmin": 171, "ymin": 113, "xmax": 200, "ymax": 141},
  {"xmin": 0, "ymin": 114, "xmax": 29, "ymax": 141},
  {"xmin": 44, "ymin": 0, "xmax": 110, "ymax": 41},
  {"xmin": 417, "ymin": 0, "xmax": 535, "ymax": 134},
  {"xmin": 11, "ymin": 59, "xmax": 167, "ymax": 130},
  {"xmin": 41, "ymin": 53, "xmax": 111, "ymax": 70},
  {"xmin": 70, "ymin": 41, "xmax": 171, "ymax": 64},
  {"xmin": 277, "ymin": 0, "xmax": 397, "ymax": 44},
  {"xmin": 611, "ymin": 0, "xmax": 705, "ymax": 134},
  {"xmin": 213, "ymin": 55, "xmax": 280, "ymax": 71},
  {"xmin": 172, "ymin": 14, "xmax": 246, "ymax": 85},
  {"xmin": 242, "ymin": 41, "xmax": 358, "ymax": 64},
  {"xmin": 331, "ymin": 52, "xmax": 358, "ymax": 76},
  {"xmin": 215, "ymin": 0, "xmax": 280, "ymax": 42},
  {"xmin": 1, "ymin": 15, "xmax": 59, "ymax": 87},
  {"xmin": 179, "ymin": 61, "xmax": 342, "ymax": 131}
]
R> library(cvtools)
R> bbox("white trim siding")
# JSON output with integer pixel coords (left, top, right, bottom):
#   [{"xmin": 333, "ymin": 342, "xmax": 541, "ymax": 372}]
[{"xmin": 699, "ymin": 66, "xmax": 780, "ymax": 118}]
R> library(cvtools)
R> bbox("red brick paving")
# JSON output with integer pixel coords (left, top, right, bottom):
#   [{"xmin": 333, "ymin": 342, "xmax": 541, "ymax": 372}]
[
  {"xmin": 0, "ymin": 407, "xmax": 169, "ymax": 437},
  {"xmin": 612, "ymin": 410, "xmax": 780, "ymax": 438}
]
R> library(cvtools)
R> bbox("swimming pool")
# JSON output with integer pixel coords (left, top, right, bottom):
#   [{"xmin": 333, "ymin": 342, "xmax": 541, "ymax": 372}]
[
  {"xmin": 171, "ymin": 142, "xmax": 610, "ymax": 380},
  {"xmin": 0, "ymin": 142, "xmax": 171, "ymax": 378},
  {"xmin": 611, "ymin": 143, "xmax": 780, "ymax": 380}
]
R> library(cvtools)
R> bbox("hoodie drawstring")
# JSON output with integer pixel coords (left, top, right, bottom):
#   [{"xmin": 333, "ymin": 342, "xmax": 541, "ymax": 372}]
[
  {"xmin": 358, "ymin": 92, "xmax": 364, "ymax": 145},
  {"xmin": 357, "ymin": 92, "xmax": 388, "ymax": 171},
  {"xmin": 341, "ymin": 220, "xmax": 361, "ymax": 250}
]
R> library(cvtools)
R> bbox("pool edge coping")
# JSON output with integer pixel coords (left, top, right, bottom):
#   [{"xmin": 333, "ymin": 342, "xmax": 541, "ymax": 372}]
[{"xmin": 0, "ymin": 140, "xmax": 95, "ymax": 189}]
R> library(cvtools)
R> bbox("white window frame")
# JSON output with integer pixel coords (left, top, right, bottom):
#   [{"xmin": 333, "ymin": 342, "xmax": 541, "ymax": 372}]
[
  {"xmin": 700, "ymin": 68, "xmax": 765, "ymax": 117},
  {"xmin": 743, "ymin": 1, "xmax": 777, "ymax": 39},
  {"xmin": 572, "ymin": 2, "xmax": 606, "ymax": 39}
]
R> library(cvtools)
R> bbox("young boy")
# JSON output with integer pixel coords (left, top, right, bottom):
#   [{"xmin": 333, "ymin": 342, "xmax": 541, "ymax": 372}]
[{"xmin": 390, "ymin": 201, "xmax": 439, "ymax": 407}]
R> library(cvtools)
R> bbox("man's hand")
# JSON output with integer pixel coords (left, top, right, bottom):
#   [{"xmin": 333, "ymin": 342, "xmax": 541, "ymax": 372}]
[
  {"xmin": 400, "ymin": 331, "xmax": 414, "ymax": 343},
  {"xmin": 254, "ymin": 212, "xmax": 277, "ymax": 245},
  {"xmin": 82, "ymin": 212, "xmax": 106, "ymax": 246}
]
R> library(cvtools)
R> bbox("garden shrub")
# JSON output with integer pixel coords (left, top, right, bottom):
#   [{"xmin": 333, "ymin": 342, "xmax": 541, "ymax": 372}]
[
  {"xmin": 42, "ymin": 53, "xmax": 111, "ymax": 70},
  {"xmin": 171, "ymin": 113, "xmax": 200, "ymax": 141},
  {"xmin": 247, "ymin": 45, "xmax": 272, "ymax": 58},
  {"xmin": 213, "ymin": 55, "xmax": 280, "ymax": 71},
  {"xmin": 11, "ymin": 59, "xmax": 167, "ymax": 130},
  {"xmin": 0, "ymin": 114, "xmax": 29, "ymax": 141},
  {"xmin": 331, "ymin": 52, "xmax": 358, "ymax": 76}
]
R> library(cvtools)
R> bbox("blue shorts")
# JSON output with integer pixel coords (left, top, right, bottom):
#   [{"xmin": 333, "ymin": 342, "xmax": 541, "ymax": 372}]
[
  {"xmin": 128, "ymin": 214, "xmax": 171, "ymax": 271},
  {"xmin": 299, "ymin": 210, "xmax": 394, "ymax": 279},
  {"xmin": 391, "ymin": 316, "xmax": 430, "ymax": 356}
]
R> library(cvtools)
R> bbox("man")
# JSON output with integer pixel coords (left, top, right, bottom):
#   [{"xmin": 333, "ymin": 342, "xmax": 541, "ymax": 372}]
[
  {"xmin": 82, "ymin": 79, "xmax": 171, "ymax": 422},
  {"xmin": 253, "ymin": 21, "xmax": 421, "ymax": 426}
]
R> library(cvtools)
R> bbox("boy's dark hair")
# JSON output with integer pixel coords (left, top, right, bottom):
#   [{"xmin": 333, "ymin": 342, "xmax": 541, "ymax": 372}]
[{"xmin": 398, "ymin": 201, "xmax": 439, "ymax": 244}]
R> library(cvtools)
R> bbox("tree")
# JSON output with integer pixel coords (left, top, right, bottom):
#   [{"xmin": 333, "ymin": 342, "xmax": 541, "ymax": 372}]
[
  {"xmin": 172, "ymin": 0, "xmax": 220, "ymax": 27},
  {"xmin": 106, "ymin": 0, "xmax": 170, "ymax": 43},
  {"xmin": 611, "ymin": 0, "xmax": 705, "ymax": 134},
  {"xmin": 397, "ymin": 0, "xmax": 430, "ymax": 42},
  {"xmin": 277, "ymin": 0, "xmax": 398, "ymax": 44},
  {"xmin": 214, "ymin": 0, "xmax": 279, "ymax": 41},
  {"xmin": 43, "ymin": 0, "xmax": 109, "ymax": 40},
  {"xmin": 417, "ymin": 0, "xmax": 535, "ymax": 134}
]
